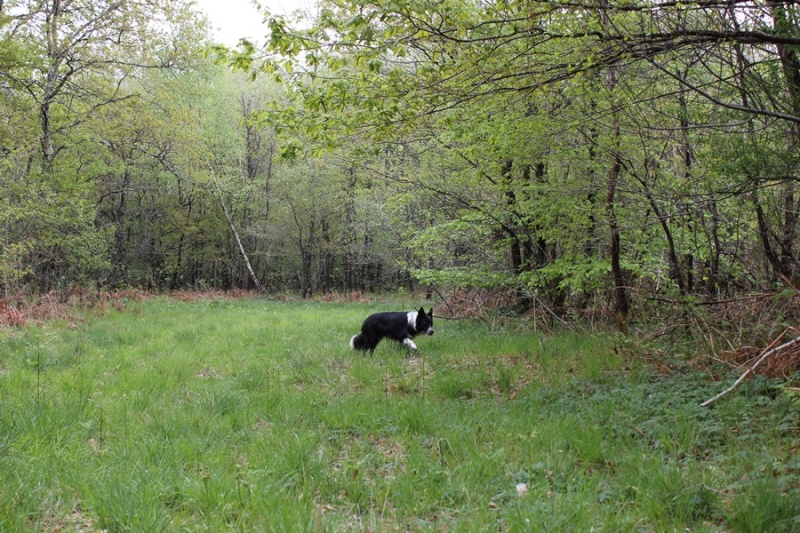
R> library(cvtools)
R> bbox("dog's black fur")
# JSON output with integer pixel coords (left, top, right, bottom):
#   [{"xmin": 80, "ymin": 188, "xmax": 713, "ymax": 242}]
[{"xmin": 350, "ymin": 307, "xmax": 434, "ymax": 352}]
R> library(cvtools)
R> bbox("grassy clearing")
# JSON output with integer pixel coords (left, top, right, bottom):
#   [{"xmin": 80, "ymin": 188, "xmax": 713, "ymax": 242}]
[{"xmin": 0, "ymin": 297, "xmax": 798, "ymax": 531}]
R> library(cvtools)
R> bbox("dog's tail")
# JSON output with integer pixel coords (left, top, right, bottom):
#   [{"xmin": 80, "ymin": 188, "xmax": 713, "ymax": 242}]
[{"xmin": 350, "ymin": 334, "xmax": 368, "ymax": 350}]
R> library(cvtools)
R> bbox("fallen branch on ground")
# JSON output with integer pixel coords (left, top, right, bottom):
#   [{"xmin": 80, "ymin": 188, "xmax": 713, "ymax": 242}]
[{"xmin": 701, "ymin": 327, "xmax": 800, "ymax": 408}]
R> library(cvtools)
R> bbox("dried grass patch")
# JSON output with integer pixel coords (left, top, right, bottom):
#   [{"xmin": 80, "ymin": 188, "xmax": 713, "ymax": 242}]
[{"xmin": 0, "ymin": 288, "xmax": 262, "ymax": 328}]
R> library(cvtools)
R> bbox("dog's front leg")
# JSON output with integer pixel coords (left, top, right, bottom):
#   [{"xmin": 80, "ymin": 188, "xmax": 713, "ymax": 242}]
[{"xmin": 402, "ymin": 338, "xmax": 418, "ymax": 350}]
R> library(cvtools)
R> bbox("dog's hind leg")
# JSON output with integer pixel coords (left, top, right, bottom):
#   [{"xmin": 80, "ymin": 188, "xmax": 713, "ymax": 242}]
[{"xmin": 351, "ymin": 334, "xmax": 374, "ymax": 351}]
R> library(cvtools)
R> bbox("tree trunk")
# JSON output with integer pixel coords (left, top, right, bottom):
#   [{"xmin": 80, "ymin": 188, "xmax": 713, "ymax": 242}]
[
  {"xmin": 771, "ymin": 2, "xmax": 800, "ymax": 280},
  {"xmin": 107, "ymin": 170, "xmax": 131, "ymax": 290},
  {"xmin": 210, "ymin": 168, "xmax": 265, "ymax": 292},
  {"xmin": 343, "ymin": 168, "xmax": 357, "ymax": 290},
  {"xmin": 605, "ymin": 65, "xmax": 629, "ymax": 334},
  {"xmin": 753, "ymin": 192, "xmax": 782, "ymax": 279},
  {"xmin": 607, "ymin": 152, "xmax": 629, "ymax": 334},
  {"xmin": 706, "ymin": 196, "xmax": 722, "ymax": 294},
  {"xmin": 634, "ymin": 172, "xmax": 685, "ymax": 296}
]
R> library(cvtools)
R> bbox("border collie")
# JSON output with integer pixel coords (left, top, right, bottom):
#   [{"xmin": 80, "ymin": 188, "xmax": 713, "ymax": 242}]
[{"xmin": 350, "ymin": 307, "xmax": 434, "ymax": 352}]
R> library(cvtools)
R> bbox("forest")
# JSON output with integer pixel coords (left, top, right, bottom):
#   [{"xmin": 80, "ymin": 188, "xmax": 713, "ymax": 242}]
[
  {"xmin": 1, "ymin": 0, "xmax": 799, "ymax": 336},
  {"xmin": 4, "ymin": 3, "xmax": 800, "ymax": 529}
]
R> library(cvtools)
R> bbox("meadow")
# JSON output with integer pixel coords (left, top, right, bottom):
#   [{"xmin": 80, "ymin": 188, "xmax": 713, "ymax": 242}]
[{"xmin": 0, "ymin": 297, "xmax": 798, "ymax": 531}]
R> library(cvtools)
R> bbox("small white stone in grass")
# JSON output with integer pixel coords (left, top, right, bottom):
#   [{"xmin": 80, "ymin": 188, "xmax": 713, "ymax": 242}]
[{"xmin": 515, "ymin": 483, "xmax": 528, "ymax": 498}]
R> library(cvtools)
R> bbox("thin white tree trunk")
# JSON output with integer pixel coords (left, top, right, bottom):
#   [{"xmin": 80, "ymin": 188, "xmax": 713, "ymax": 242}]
[{"xmin": 210, "ymin": 168, "xmax": 266, "ymax": 293}]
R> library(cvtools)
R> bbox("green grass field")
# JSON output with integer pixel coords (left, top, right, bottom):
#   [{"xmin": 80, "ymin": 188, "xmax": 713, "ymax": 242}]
[{"xmin": 0, "ymin": 297, "xmax": 798, "ymax": 531}]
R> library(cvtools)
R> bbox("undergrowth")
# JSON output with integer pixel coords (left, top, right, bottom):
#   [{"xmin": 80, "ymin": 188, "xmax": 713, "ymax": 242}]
[{"xmin": 0, "ymin": 297, "xmax": 797, "ymax": 531}]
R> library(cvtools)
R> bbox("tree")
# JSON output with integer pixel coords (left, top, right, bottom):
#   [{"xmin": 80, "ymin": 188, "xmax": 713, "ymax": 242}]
[
  {"xmin": 240, "ymin": 0, "xmax": 800, "ymax": 321},
  {"xmin": 0, "ymin": 0, "xmax": 209, "ymax": 295},
  {"xmin": 2, "ymin": 0, "xmax": 204, "ymax": 172}
]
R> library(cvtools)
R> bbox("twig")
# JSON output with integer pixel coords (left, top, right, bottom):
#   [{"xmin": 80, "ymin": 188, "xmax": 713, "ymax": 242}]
[
  {"xmin": 700, "ymin": 329, "xmax": 800, "ymax": 408},
  {"xmin": 628, "ymin": 424, "xmax": 646, "ymax": 438}
]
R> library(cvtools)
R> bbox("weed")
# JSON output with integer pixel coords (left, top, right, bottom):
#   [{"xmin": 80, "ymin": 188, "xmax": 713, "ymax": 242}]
[{"xmin": 727, "ymin": 476, "xmax": 800, "ymax": 532}]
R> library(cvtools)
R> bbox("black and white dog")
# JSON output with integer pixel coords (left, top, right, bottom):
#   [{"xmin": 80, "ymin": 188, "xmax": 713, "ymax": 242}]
[{"xmin": 350, "ymin": 307, "xmax": 434, "ymax": 352}]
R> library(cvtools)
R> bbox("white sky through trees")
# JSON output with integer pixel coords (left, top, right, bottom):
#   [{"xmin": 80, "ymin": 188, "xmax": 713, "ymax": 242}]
[{"xmin": 194, "ymin": 0, "xmax": 315, "ymax": 46}]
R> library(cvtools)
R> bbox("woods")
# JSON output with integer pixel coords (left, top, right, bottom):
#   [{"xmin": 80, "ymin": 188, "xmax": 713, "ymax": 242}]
[
  {"xmin": 1, "ymin": 0, "xmax": 799, "ymax": 332},
  {"xmin": 2, "ymin": 3, "xmax": 800, "ymax": 528}
]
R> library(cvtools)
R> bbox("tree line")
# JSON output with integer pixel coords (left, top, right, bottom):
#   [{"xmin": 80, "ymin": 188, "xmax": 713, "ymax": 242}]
[
  {"xmin": 2, "ymin": 0, "xmax": 799, "ymax": 333},
  {"xmin": 0, "ymin": 0, "xmax": 408, "ymax": 300}
]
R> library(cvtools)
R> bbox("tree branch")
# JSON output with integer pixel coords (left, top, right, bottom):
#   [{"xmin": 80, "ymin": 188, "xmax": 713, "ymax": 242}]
[{"xmin": 701, "ymin": 329, "xmax": 800, "ymax": 407}]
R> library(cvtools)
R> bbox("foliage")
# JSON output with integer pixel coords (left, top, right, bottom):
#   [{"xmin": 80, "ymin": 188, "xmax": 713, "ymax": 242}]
[
  {"xmin": 1, "ymin": 0, "xmax": 800, "ymax": 339},
  {"xmin": 233, "ymin": 0, "xmax": 800, "ymax": 327}
]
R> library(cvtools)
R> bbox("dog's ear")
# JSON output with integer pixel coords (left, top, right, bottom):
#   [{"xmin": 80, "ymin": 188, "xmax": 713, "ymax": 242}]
[
  {"xmin": 428, "ymin": 308, "xmax": 433, "ymax": 317},
  {"xmin": 418, "ymin": 306, "xmax": 425, "ymax": 314}
]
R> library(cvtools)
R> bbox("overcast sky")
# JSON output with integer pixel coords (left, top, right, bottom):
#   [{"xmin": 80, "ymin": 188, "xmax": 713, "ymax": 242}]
[{"xmin": 193, "ymin": 0, "xmax": 316, "ymax": 46}]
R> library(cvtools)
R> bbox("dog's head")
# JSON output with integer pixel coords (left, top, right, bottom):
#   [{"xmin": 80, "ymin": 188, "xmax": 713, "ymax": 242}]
[{"xmin": 415, "ymin": 307, "xmax": 434, "ymax": 336}]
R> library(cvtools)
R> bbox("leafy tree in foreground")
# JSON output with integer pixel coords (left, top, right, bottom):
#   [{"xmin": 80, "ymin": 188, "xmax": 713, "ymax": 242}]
[{"xmin": 237, "ymin": 0, "xmax": 800, "ymax": 327}]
